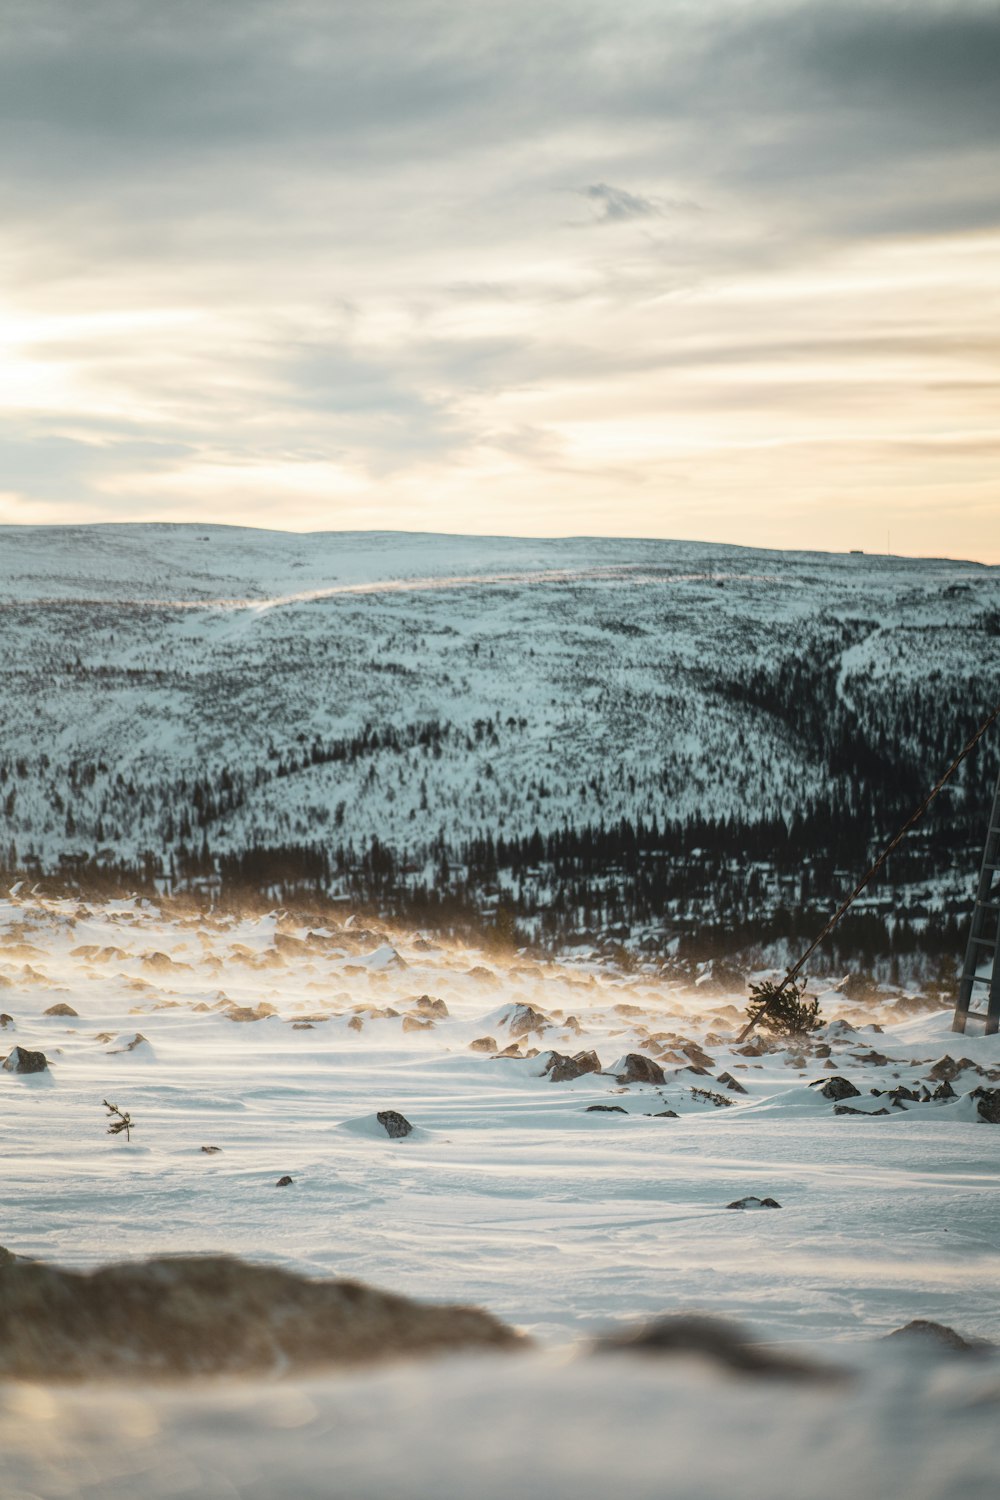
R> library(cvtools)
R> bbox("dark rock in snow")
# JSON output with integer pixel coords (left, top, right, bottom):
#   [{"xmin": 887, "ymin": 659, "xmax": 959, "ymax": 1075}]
[
  {"xmin": 543, "ymin": 1049, "xmax": 602, "ymax": 1082},
  {"xmin": 276, "ymin": 1176, "xmax": 293, "ymax": 1187},
  {"xmin": 402, "ymin": 1016, "xmax": 434, "ymax": 1033},
  {"xmin": 201, "ymin": 1146, "xmax": 222, "ymax": 1154},
  {"xmin": 0, "ymin": 1253, "xmax": 522, "ymax": 1377},
  {"xmin": 833, "ymin": 1104, "xmax": 891, "ymax": 1116},
  {"xmin": 931, "ymin": 1079, "xmax": 956, "ymax": 1101},
  {"xmin": 885, "ymin": 1320, "xmax": 992, "ymax": 1354},
  {"xmin": 648, "ymin": 1109, "xmax": 679, "ymax": 1118},
  {"xmin": 727, "ymin": 1197, "xmax": 782, "ymax": 1210},
  {"xmin": 682, "ymin": 1043, "xmax": 716, "ymax": 1070},
  {"xmin": 500, "ymin": 1002, "xmax": 548, "ymax": 1036},
  {"xmin": 810, "ymin": 1075, "xmax": 861, "ymax": 1102},
  {"xmin": 414, "ymin": 995, "xmax": 449, "ymax": 1017},
  {"xmin": 594, "ymin": 1315, "xmax": 842, "ymax": 1382},
  {"xmin": 2, "ymin": 1046, "xmax": 48, "ymax": 1074},
  {"xmin": 43, "ymin": 1002, "xmax": 79, "ymax": 1018},
  {"xmin": 0, "ymin": 1014, "xmax": 14, "ymax": 1029},
  {"xmin": 927, "ymin": 1054, "xmax": 980, "ymax": 1083},
  {"xmin": 377, "ymin": 1110, "xmax": 413, "ymax": 1139},
  {"xmin": 616, "ymin": 1053, "xmax": 666, "ymax": 1085},
  {"xmin": 347, "ymin": 1015, "xmax": 364, "ymax": 1032},
  {"xmin": 970, "ymin": 1087, "xmax": 1000, "ymax": 1123},
  {"xmin": 469, "ymin": 1036, "xmax": 497, "ymax": 1053},
  {"xmin": 586, "ymin": 1104, "xmax": 628, "ymax": 1114},
  {"xmin": 716, "ymin": 1071, "xmax": 748, "ymax": 1094}
]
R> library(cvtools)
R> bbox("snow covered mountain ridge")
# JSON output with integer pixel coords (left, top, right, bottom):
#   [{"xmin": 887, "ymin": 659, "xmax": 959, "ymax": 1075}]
[{"xmin": 1, "ymin": 525, "xmax": 999, "ymax": 971}]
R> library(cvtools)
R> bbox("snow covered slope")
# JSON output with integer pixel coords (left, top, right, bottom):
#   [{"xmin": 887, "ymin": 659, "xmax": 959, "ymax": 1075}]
[
  {"xmin": 2, "ymin": 890, "xmax": 1000, "ymax": 1499},
  {"xmin": 1, "ymin": 526, "xmax": 998, "ymax": 962}
]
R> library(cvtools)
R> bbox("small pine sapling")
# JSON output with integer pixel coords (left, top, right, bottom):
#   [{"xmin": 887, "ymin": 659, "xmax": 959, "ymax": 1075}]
[
  {"xmin": 103, "ymin": 1098, "xmax": 133, "ymax": 1142},
  {"xmin": 744, "ymin": 979, "xmax": 822, "ymax": 1038}
]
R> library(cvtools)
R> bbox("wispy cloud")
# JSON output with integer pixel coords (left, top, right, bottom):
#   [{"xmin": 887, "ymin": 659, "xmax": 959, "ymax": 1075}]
[{"xmin": 0, "ymin": 1, "xmax": 997, "ymax": 558}]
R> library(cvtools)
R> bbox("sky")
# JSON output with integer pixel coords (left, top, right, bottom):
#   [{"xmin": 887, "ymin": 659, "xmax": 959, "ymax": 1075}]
[{"xmin": 0, "ymin": 0, "xmax": 998, "ymax": 561}]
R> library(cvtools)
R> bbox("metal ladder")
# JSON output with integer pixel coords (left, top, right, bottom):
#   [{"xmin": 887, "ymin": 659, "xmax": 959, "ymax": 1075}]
[{"xmin": 953, "ymin": 762, "xmax": 1000, "ymax": 1034}]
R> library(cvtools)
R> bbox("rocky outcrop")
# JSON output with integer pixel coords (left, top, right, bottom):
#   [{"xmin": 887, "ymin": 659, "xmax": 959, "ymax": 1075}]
[
  {"xmin": 810, "ymin": 1076, "xmax": 861, "ymax": 1102},
  {"xmin": 727, "ymin": 1196, "xmax": 781, "ymax": 1210},
  {"xmin": 43, "ymin": 1002, "xmax": 79, "ymax": 1017},
  {"xmin": 969, "ymin": 1087, "xmax": 1000, "ymax": 1123},
  {"xmin": 499, "ymin": 1003, "xmax": 548, "ymax": 1036},
  {"xmin": 542, "ymin": 1050, "xmax": 601, "ymax": 1082},
  {"xmin": 2, "ymin": 1045, "xmax": 48, "ymax": 1074},
  {"xmin": 377, "ymin": 1110, "xmax": 413, "ymax": 1139},
  {"xmin": 615, "ymin": 1053, "xmax": 666, "ymax": 1085},
  {"xmin": 0, "ymin": 1254, "xmax": 522, "ymax": 1378},
  {"xmin": 594, "ymin": 1315, "xmax": 840, "ymax": 1382},
  {"xmin": 885, "ymin": 1319, "xmax": 990, "ymax": 1353}
]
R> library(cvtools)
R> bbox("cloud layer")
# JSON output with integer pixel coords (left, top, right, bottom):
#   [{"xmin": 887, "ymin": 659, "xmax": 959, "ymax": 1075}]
[{"xmin": 1, "ymin": 0, "xmax": 998, "ymax": 559}]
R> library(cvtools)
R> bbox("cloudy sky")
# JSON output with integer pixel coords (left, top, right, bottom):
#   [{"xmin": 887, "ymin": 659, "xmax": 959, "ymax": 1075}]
[{"xmin": 1, "ymin": 0, "xmax": 998, "ymax": 559}]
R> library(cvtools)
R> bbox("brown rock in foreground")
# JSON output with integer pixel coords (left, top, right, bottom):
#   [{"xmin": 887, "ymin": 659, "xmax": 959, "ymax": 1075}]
[{"xmin": 0, "ymin": 1254, "xmax": 524, "ymax": 1380}]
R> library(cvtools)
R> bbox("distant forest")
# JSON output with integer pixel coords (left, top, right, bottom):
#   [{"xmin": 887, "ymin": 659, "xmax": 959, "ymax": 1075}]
[{"xmin": 4, "ymin": 636, "xmax": 998, "ymax": 983}]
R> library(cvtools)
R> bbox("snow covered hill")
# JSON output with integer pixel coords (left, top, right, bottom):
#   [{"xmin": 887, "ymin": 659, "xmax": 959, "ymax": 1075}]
[{"xmin": 1, "ymin": 525, "xmax": 998, "ymax": 969}]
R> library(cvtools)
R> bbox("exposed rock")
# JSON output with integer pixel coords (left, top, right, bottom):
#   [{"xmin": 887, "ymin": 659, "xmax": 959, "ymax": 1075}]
[
  {"xmin": 716, "ymin": 1071, "xmax": 748, "ymax": 1094},
  {"xmin": 615, "ymin": 1053, "xmax": 666, "ymax": 1085},
  {"xmin": 885, "ymin": 1319, "xmax": 990, "ymax": 1354},
  {"xmin": 823, "ymin": 1020, "xmax": 859, "ymax": 1041},
  {"xmin": 466, "ymin": 966, "xmax": 498, "ymax": 984},
  {"xmin": 109, "ymin": 1032, "xmax": 148, "ymax": 1054},
  {"xmin": 927, "ymin": 1055, "xmax": 980, "ymax": 1083},
  {"xmin": 402, "ymin": 1016, "xmax": 434, "ymax": 1033},
  {"xmin": 276, "ymin": 1176, "xmax": 293, "ymax": 1187},
  {"xmin": 292, "ymin": 1022, "xmax": 315, "ymax": 1030},
  {"xmin": 43, "ymin": 1002, "xmax": 79, "ymax": 1018},
  {"xmin": 931, "ymin": 1079, "xmax": 956, "ymax": 1101},
  {"xmin": 377, "ymin": 1110, "xmax": 413, "ymax": 1139},
  {"xmin": 0, "ymin": 1254, "xmax": 522, "ymax": 1378},
  {"xmin": 347, "ymin": 1015, "xmax": 364, "ymax": 1032},
  {"xmin": 542, "ymin": 1050, "xmax": 602, "ymax": 1082},
  {"xmin": 585, "ymin": 1104, "xmax": 628, "ymax": 1114},
  {"xmin": 613, "ymin": 1003, "xmax": 643, "ymax": 1017},
  {"xmin": 572, "ymin": 1049, "xmax": 601, "ymax": 1073},
  {"xmin": 647, "ymin": 1109, "xmax": 679, "ymax": 1119},
  {"xmin": 2, "ymin": 1045, "xmax": 48, "ymax": 1074},
  {"xmin": 736, "ymin": 1039, "xmax": 767, "ymax": 1057},
  {"xmin": 414, "ymin": 995, "xmax": 449, "ymax": 1018},
  {"xmin": 0, "ymin": 1013, "xmax": 14, "ymax": 1029},
  {"xmin": 201, "ymin": 1146, "xmax": 222, "ymax": 1154},
  {"xmin": 226, "ymin": 1004, "xmax": 278, "ymax": 1024},
  {"xmin": 970, "ymin": 1087, "xmax": 1000, "ymax": 1123},
  {"xmin": 469, "ymin": 1036, "xmax": 497, "ymax": 1053},
  {"xmin": 833, "ymin": 1104, "xmax": 891, "ymax": 1116},
  {"xmin": 141, "ymin": 950, "xmax": 176, "ymax": 971},
  {"xmin": 499, "ymin": 1002, "xmax": 548, "ymax": 1036},
  {"xmin": 810, "ymin": 1075, "xmax": 861, "ymax": 1102},
  {"xmin": 682, "ymin": 1043, "xmax": 716, "ymax": 1070},
  {"xmin": 594, "ymin": 1315, "xmax": 841, "ymax": 1382},
  {"xmin": 727, "ymin": 1197, "xmax": 782, "ymax": 1210},
  {"xmin": 494, "ymin": 1043, "xmax": 522, "ymax": 1058}
]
